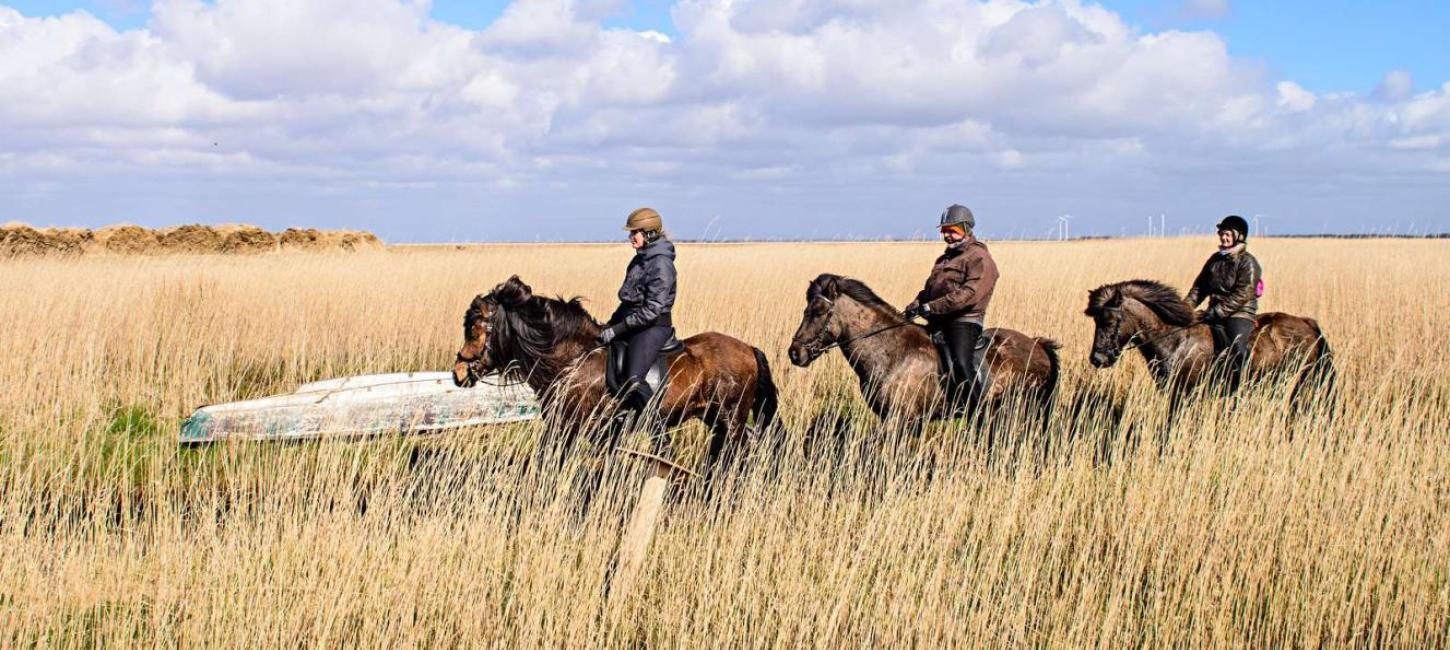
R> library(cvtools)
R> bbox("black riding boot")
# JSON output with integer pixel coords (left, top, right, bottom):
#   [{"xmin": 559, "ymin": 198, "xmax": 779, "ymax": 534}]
[
  {"xmin": 618, "ymin": 325, "xmax": 671, "ymax": 402},
  {"xmin": 932, "ymin": 321, "xmax": 983, "ymax": 413},
  {"xmin": 1208, "ymin": 317, "xmax": 1253, "ymax": 395},
  {"xmin": 606, "ymin": 325, "xmax": 673, "ymax": 444}
]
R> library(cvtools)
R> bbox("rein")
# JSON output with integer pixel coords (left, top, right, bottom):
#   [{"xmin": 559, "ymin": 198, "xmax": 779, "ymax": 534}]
[
  {"xmin": 1119, "ymin": 322, "xmax": 1190, "ymax": 353},
  {"xmin": 817, "ymin": 320, "xmax": 913, "ymax": 353},
  {"xmin": 809, "ymin": 296, "xmax": 917, "ymax": 354}
]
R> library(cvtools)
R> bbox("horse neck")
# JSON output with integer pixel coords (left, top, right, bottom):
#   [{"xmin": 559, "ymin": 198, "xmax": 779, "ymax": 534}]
[
  {"xmin": 836, "ymin": 299, "xmax": 914, "ymax": 379},
  {"xmin": 1126, "ymin": 299, "xmax": 1191, "ymax": 368},
  {"xmin": 511, "ymin": 304, "xmax": 602, "ymax": 394}
]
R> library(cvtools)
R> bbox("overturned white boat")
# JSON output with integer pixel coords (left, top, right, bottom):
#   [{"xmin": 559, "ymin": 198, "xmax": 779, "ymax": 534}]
[{"xmin": 180, "ymin": 372, "xmax": 540, "ymax": 443}]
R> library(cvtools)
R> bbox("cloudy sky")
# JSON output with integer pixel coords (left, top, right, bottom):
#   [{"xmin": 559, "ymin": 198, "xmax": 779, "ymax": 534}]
[{"xmin": 2, "ymin": 0, "xmax": 1447, "ymax": 241}]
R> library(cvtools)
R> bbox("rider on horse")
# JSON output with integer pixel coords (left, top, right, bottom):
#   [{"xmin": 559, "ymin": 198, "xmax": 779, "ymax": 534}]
[
  {"xmin": 596, "ymin": 207, "xmax": 678, "ymax": 415},
  {"xmin": 1185, "ymin": 215, "xmax": 1263, "ymax": 393},
  {"xmin": 903, "ymin": 204, "xmax": 1000, "ymax": 410}
]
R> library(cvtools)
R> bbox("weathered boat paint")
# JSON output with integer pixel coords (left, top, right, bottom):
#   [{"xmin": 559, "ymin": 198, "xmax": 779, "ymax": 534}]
[{"xmin": 179, "ymin": 372, "xmax": 539, "ymax": 443}]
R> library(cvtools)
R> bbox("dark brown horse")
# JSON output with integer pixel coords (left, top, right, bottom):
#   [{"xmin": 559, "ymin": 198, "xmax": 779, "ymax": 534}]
[
  {"xmin": 787, "ymin": 274, "xmax": 1060, "ymax": 424},
  {"xmin": 1084, "ymin": 280, "xmax": 1335, "ymax": 407},
  {"xmin": 453, "ymin": 276, "xmax": 777, "ymax": 471}
]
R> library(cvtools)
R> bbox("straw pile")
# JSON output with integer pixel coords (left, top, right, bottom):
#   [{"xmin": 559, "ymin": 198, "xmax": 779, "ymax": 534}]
[{"xmin": 0, "ymin": 223, "xmax": 383, "ymax": 257}]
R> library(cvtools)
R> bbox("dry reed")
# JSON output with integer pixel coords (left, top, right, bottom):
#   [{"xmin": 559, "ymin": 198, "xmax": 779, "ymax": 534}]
[{"xmin": 0, "ymin": 239, "xmax": 1445, "ymax": 647}]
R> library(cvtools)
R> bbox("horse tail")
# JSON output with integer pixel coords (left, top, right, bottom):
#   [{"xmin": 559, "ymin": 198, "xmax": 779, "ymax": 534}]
[
  {"xmin": 1039, "ymin": 338, "xmax": 1062, "ymax": 407},
  {"xmin": 751, "ymin": 347, "xmax": 780, "ymax": 433},
  {"xmin": 1292, "ymin": 319, "xmax": 1336, "ymax": 410}
]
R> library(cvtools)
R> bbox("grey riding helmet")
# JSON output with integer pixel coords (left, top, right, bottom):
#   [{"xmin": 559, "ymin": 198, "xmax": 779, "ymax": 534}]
[{"xmin": 939, "ymin": 204, "xmax": 975, "ymax": 230}]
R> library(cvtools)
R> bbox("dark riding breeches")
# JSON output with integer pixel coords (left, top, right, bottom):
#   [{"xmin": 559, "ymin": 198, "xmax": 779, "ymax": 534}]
[
  {"xmin": 619, "ymin": 325, "xmax": 673, "ymax": 412},
  {"xmin": 931, "ymin": 321, "xmax": 983, "ymax": 406},
  {"xmin": 1208, "ymin": 317, "xmax": 1253, "ymax": 393}
]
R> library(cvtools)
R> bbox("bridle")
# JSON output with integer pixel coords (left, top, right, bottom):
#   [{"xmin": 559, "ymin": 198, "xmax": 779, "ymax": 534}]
[
  {"xmin": 799, "ymin": 295, "xmax": 915, "ymax": 358},
  {"xmin": 456, "ymin": 303, "xmax": 496, "ymax": 381}
]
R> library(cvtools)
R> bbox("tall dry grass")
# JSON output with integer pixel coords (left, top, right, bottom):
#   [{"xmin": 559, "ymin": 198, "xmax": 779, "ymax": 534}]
[{"xmin": 1, "ymin": 239, "xmax": 1446, "ymax": 647}]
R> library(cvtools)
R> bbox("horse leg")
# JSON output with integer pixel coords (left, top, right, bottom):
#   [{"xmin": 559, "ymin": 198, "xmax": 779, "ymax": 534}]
[
  {"xmin": 703, "ymin": 405, "xmax": 750, "ymax": 483},
  {"xmin": 702, "ymin": 407, "xmax": 737, "ymax": 470},
  {"xmin": 1159, "ymin": 382, "xmax": 1187, "ymax": 453},
  {"xmin": 1290, "ymin": 337, "xmax": 1337, "ymax": 415}
]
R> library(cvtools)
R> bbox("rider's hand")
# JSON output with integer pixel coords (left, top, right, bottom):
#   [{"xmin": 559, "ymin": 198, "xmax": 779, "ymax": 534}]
[
  {"xmin": 903, "ymin": 302, "xmax": 922, "ymax": 319},
  {"xmin": 597, "ymin": 326, "xmax": 618, "ymax": 346}
]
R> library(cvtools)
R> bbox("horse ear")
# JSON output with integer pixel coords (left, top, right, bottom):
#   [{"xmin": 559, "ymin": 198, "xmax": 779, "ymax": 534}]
[
  {"xmin": 492, "ymin": 276, "xmax": 533, "ymax": 307},
  {"xmin": 819, "ymin": 276, "xmax": 839, "ymax": 299},
  {"xmin": 510, "ymin": 276, "xmax": 533, "ymax": 296}
]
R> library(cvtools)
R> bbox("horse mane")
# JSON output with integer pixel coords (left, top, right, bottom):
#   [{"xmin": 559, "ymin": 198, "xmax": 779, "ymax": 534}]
[
  {"xmin": 472, "ymin": 276, "xmax": 601, "ymax": 381},
  {"xmin": 809, "ymin": 273, "xmax": 904, "ymax": 318},
  {"xmin": 1086, "ymin": 279, "xmax": 1196, "ymax": 327}
]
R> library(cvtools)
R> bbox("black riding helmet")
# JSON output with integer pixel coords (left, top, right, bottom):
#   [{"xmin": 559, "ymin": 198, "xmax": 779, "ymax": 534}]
[
  {"xmin": 1216, "ymin": 215, "xmax": 1249, "ymax": 241},
  {"xmin": 939, "ymin": 204, "xmax": 975, "ymax": 230}
]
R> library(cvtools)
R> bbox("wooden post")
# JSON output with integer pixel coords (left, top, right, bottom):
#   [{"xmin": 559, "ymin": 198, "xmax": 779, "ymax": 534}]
[{"xmin": 609, "ymin": 448, "xmax": 697, "ymax": 601}]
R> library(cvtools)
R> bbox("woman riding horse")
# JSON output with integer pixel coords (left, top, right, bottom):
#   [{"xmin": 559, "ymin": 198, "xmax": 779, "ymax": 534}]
[
  {"xmin": 596, "ymin": 207, "xmax": 677, "ymax": 419},
  {"xmin": 1184, "ymin": 215, "xmax": 1263, "ymax": 394},
  {"xmin": 789, "ymin": 274, "xmax": 1058, "ymax": 426},
  {"xmin": 1084, "ymin": 279, "xmax": 1333, "ymax": 411},
  {"xmin": 903, "ymin": 204, "xmax": 1000, "ymax": 410},
  {"xmin": 453, "ymin": 270, "xmax": 778, "ymax": 474}
]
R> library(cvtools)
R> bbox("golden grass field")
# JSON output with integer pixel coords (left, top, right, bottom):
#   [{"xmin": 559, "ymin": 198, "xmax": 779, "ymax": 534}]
[{"xmin": 1, "ymin": 238, "xmax": 1447, "ymax": 647}]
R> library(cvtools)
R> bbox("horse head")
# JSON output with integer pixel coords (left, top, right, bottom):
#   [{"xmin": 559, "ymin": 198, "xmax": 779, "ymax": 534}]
[
  {"xmin": 788, "ymin": 274, "xmax": 847, "ymax": 367},
  {"xmin": 1084, "ymin": 284, "xmax": 1129, "ymax": 368},
  {"xmin": 453, "ymin": 275, "xmax": 533, "ymax": 387},
  {"xmin": 1084, "ymin": 280, "xmax": 1194, "ymax": 368}
]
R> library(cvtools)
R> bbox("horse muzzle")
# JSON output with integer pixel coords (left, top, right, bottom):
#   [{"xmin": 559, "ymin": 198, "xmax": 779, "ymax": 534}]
[
  {"xmin": 1089, "ymin": 349, "xmax": 1118, "ymax": 368},
  {"xmin": 453, "ymin": 354, "xmax": 486, "ymax": 387},
  {"xmin": 787, "ymin": 343, "xmax": 817, "ymax": 368},
  {"xmin": 453, "ymin": 360, "xmax": 475, "ymax": 387}
]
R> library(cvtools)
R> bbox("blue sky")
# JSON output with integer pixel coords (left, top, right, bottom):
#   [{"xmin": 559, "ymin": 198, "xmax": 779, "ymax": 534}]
[{"xmin": 2, "ymin": 0, "xmax": 1447, "ymax": 240}]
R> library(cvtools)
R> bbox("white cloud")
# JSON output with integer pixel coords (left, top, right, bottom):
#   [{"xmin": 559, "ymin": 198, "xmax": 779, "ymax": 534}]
[
  {"xmin": 0, "ymin": 0, "xmax": 1447, "ymax": 238},
  {"xmin": 1374, "ymin": 69, "xmax": 1414, "ymax": 102},
  {"xmin": 1276, "ymin": 81, "xmax": 1316, "ymax": 112},
  {"xmin": 993, "ymin": 149, "xmax": 1026, "ymax": 169},
  {"xmin": 1390, "ymin": 135, "xmax": 1441, "ymax": 150}
]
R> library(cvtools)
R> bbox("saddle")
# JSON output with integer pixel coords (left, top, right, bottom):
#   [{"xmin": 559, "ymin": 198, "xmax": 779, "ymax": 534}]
[
  {"xmin": 605, "ymin": 332, "xmax": 685, "ymax": 399},
  {"xmin": 930, "ymin": 330, "xmax": 994, "ymax": 405}
]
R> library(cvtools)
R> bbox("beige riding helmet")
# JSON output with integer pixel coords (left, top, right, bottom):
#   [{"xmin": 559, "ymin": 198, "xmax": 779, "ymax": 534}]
[{"xmin": 623, "ymin": 207, "xmax": 663, "ymax": 231}]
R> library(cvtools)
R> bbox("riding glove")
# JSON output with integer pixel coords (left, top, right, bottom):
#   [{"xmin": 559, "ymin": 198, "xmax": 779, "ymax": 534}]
[{"xmin": 597, "ymin": 326, "xmax": 618, "ymax": 346}]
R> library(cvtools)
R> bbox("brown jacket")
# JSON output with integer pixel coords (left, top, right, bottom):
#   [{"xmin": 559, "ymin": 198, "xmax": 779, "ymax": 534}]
[
  {"xmin": 916, "ymin": 238, "xmax": 999, "ymax": 325},
  {"xmin": 1185, "ymin": 247, "xmax": 1262, "ymax": 321}
]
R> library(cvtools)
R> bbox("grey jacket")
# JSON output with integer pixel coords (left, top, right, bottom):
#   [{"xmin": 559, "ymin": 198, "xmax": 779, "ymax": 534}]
[
  {"xmin": 1185, "ymin": 247, "xmax": 1262, "ymax": 322},
  {"xmin": 610, "ymin": 239, "xmax": 677, "ymax": 332}
]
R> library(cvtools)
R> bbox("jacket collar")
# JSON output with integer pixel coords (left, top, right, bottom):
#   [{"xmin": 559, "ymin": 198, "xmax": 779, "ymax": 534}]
[
  {"xmin": 943, "ymin": 236, "xmax": 975, "ymax": 256},
  {"xmin": 1216, "ymin": 242, "xmax": 1246, "ymax": 257},
  {"xmin": 636, "ymin": 239, "xmax": 676, "ymax": 259}
]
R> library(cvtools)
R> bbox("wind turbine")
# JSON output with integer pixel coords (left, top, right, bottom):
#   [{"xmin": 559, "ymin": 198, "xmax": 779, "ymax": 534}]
[
  {"xmin": 1057, "ymin": 214, "xmax": 1073, "ymax": 241},
  {"xmin": 1252, "ymin": 214, "xmax": 1267, "ymax": 237}
]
